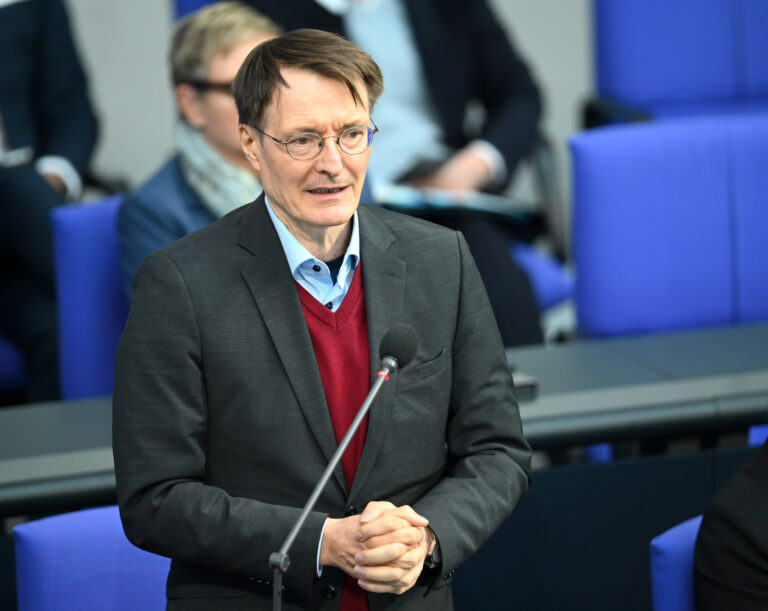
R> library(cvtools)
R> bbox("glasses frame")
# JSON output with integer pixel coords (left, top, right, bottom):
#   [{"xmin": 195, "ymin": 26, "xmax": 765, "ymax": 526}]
[
  {"xmin": 249, "ymin": 119, "xmax": 379, "ymax": 161},
  {"xmin": 184, "ymin": 79, "xmax": 234, "ymax": 95}
]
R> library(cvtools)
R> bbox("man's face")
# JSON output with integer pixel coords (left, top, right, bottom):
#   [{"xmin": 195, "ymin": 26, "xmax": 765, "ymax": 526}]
[
  {"xmin": 240, "ymin": 68, "xmax": 372, "ymax": 242},
  {"xmin": 183, "ymin": 36, "xmax": 273, "ymax": 169}
]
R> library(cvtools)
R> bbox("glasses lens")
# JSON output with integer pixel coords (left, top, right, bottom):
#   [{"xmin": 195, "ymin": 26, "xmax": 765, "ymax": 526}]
[
  {"xmin": 339, "ymin": 127, "xmax": 370, "ymax": 155},
  {"xmin": 286, "ymin": 133, "xmax": 322, "ymax": 160}
]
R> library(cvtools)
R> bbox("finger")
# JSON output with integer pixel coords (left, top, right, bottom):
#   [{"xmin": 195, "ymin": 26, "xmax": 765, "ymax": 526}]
[
  {"xmin": 358, "ymin": 505, "xmax": 428, "ymax": 539},
  {"xmin": 357, "ymin": 562, "xmax": 422, "ymax": 595},
  {"xmin": 354, "ymin": 562, "xmax": 409, "ymax": 584},
  {"xmin": 358, "ymin": 526, "xmax": 424, "ymax": 553},
  {"xmin": 354, "ymin": 541, "xmax": 417, "ymax": 567},
  {"xmin": 385, "ymin": 504, "xmax": 429, "ymax": 527},
  {"xmin": 357, "ymin": 514, "xmax": 414, "ymax": 541},
  {"xmin": 359, "ymin": 500, "xmax": 396, "ymax": 523}
]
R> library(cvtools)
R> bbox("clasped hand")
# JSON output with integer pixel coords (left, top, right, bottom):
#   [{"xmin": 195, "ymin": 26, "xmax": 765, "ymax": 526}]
[{"xmin": 320, "ymin": 501, "xmax": 432, "ymax": 595}]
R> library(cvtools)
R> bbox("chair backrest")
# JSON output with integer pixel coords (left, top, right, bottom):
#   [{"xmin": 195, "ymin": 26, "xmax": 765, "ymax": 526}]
[
  {"xmin": 52, "ymin": 195, "xmax": 129, "ymax": 399},
  {"xmin": 594, "ymin": 0, "xmax": 768, "ymax": 105},
  {"xmin": 650, "ymin": 515, "xmax": 703, "ymax": 611},
  {"xmin": 13, "ymin": 505, "xmax": 169, "ymax": 611},
  {"xmin": 570, "ymin": 114, "xmax": 768, "ymax": 337}
]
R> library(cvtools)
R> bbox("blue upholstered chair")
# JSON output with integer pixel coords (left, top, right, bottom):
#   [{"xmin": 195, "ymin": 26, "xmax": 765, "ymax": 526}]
[
  {"xmin": 650, "ymin": 515, "xmax": 703, "ymax": 611},
  {"xmin": 13, "ymin": 505, "xmax": 169, "ymax": 611},
  {"xmin": 571, "ymin": 115, "xmax": 768, "ymax": 338},
  {"xmin": 52, "ymin": 195, "xmax": 129, "ymax": 400},
  {"xmin": 586, "ymin": 0, "xmax": 768, "ymax": 127}
]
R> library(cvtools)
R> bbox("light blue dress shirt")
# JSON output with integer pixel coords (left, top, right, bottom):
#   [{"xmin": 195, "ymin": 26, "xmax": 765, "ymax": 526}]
[{"xmin": 265, "ymin": 196, "xmax": 360, "ymax": 312}]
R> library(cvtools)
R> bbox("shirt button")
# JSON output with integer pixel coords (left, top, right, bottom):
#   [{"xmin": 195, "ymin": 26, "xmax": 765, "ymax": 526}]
[
  {"xmin": 312, "ymin": 264, "xmax": 321, "ymax": 272},
  {"xmin": 325, "ymin": 302, "xmax": 333, "ymax": 310}
]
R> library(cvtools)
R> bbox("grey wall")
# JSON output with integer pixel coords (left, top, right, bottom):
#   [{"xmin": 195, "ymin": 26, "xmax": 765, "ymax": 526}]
[{"xmin": 67, "ymin": 0, "xmax": 593, "ymax": 237}]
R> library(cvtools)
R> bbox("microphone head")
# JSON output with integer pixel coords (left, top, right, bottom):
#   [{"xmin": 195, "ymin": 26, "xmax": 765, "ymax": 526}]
[{"xmin": 379, "ymin": 324, "xmax": 418, "ymax": 369}]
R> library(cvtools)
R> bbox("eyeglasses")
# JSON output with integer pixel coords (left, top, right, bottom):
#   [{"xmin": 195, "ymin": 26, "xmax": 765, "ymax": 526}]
[
  {"xmin": 249, "ymin": 120, "xmax": 378, "ymax": 160},
  {"xmin": 184, "ymin": 79, "xmax": 233, "ymax": 95}
]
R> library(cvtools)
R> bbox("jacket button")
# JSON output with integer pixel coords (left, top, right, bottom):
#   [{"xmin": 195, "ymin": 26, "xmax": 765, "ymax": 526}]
[
  {"xmin": 321, "ymin": 584, "xmax": 337, "ymax": 600},
  {"xmin": 345, "ymin": 505, "xmax": 359, "ymax": 516}
]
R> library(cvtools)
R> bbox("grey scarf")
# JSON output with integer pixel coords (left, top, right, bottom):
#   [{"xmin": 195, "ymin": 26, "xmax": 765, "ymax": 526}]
[{"xmin": 176, "ymin": 121, "xmax": 262, "ymax": 218}]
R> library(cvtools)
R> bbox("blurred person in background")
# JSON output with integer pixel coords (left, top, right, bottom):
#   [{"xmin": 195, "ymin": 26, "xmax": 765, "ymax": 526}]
[
  {"xmin": 0, "ymin": 0, "xmax": 98, "ymax": 401},
  {"xmin": 241, "ymin": 0, "xmax": 545, "ymax": 347},
  {"xmin": 118, "ymin": 2, "xmax": 280, "ymax": 296}
]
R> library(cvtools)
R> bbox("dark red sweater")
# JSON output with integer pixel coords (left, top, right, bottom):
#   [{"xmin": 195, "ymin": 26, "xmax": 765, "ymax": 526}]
[{"xmin": 297, "ymin": 266, "xmax": 371, "ymax": 610}]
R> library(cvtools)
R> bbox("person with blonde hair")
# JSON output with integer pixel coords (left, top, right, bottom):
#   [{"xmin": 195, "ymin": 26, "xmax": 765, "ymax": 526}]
[{"xmin": 118, "ymin": 2, "xmax": 280, "ymax": 295}]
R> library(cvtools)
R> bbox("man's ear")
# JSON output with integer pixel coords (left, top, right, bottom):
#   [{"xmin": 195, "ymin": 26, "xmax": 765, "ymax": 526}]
[
  {"xmin": 176, "ymin": 84, "xmax": 205, "ymax": 129},
  {"xmin": 239, "ymin": 124, "xmax": 261, "ymax": 172}
]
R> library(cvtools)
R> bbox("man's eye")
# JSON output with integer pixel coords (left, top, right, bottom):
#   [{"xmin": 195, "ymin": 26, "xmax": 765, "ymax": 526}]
[
  {"xmin": 291, "ymin": 136, "xmax": 312, "ymax": 146},
  {"xmin": 344, "ymin": 129, "xmax": 364, "ymax": 140}
]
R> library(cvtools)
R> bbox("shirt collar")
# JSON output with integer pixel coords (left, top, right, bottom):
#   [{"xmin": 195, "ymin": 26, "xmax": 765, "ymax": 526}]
[{"xmin": 264, "ymin": 195, "xmax": 360, "ymax": 275}]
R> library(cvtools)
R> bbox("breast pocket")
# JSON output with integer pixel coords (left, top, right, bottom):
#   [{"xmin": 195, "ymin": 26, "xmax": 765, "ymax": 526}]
[
  {"xmin": 393, "ymin": 348, "xmax": 449, "ymax": 423},
  {"xmin": 397, "ymin": 348, "xmax": 447, "ymax": 388}
]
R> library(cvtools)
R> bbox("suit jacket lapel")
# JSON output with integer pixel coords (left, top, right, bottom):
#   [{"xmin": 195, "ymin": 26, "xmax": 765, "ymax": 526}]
[
  {"xmin": 238, "ymin": 196, "xmax": 347, "ymax": 495},
  {"xmin": 350, "ymin": 205, "xmax": 407, "ymax": 502}
]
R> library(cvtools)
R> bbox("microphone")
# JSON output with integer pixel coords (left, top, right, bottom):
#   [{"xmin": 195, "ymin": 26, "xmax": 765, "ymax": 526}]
[
  {"xmin": 378, "ymin": 323, "xmax": 418, "ymax": 377},
  {"xmin": 270, "ymin": 325, "xmax": 418, "ymax": 611}
]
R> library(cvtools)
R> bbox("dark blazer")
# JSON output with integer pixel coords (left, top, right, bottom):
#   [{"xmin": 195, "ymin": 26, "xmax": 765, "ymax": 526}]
[
  {"xmin": 0, "ymin": 0, "xmax": 97, "ymax": 173},
  {"xmin": 118, "ymin": 156, "xmax": 215, "ymax": 297},
  {"xmin": 245, "ymin": 0, "xmax": 541, "ymax": 180},
  {"xmin": 113, "ymin": 196, "xmax": 531, "ymax": 610},
  {"xmin": 694, "ymin": 440, "xmax": 768, "ymax": 610}
]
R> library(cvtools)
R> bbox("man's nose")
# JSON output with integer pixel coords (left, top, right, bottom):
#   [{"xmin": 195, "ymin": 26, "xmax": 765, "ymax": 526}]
[{"xmin": 312, "ymin": 138, "xmax": 344, "ymax": 173}]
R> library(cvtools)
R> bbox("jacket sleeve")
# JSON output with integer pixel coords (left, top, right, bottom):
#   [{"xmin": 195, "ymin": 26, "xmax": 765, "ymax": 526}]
[
  {"xmin": 112, "ymin": 252, "xmax": 327, "ymax": 599},
  {"xmin": 412, "ymin": 231, "xmax": 532, "ymax": 588}
]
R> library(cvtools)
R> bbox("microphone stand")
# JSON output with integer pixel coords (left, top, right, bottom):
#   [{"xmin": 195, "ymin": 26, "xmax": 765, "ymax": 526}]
[{"xmin": 270, "ymin": 355, "xmax": 400, "ymax": 611}]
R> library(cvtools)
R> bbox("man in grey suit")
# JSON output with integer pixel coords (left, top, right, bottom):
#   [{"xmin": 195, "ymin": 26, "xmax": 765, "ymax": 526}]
[{"xmin": 113, "ymin": 28, "xmax": 531, "ymax": 610}]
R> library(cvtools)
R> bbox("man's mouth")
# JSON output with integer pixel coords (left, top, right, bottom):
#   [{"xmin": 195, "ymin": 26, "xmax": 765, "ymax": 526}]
[{"xmin": 308, "ymin": 186, "xmax": 346, "ymax": 194}]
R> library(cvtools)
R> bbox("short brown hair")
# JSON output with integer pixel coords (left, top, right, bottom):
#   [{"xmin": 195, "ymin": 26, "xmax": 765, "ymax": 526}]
[
  {"xmin": 233, "ymin": 28, "xmax": 383, "ymax": 128},
  {"xmin": 170, "ymin": 2, "xmax": 280, "ymax": 86}
]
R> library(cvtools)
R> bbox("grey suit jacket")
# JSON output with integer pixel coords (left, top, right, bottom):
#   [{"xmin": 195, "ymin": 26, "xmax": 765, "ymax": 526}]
[{"xmin": 113, "ymin": 195, "xmax": 531, "ymax": 610}]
